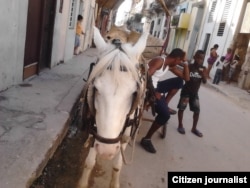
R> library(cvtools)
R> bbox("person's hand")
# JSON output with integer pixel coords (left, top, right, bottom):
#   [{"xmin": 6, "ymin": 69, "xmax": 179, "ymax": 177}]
[
  {"xmin": 199, "ymin": 67, "xmax": 207, "ymax": 77},
  {"xmin": 154, "ymin": 92, "xmax": 162, "ymax": 100}
]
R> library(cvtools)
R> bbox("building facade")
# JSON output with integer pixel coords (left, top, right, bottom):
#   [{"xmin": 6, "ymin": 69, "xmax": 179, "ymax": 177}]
[
  {"xmin": 165, "ymin": 0, "xmax": 250, "ymax": 90},
  {"xmin": 0, "ymin": 0, "xmax": 105, "ymax": 92}
]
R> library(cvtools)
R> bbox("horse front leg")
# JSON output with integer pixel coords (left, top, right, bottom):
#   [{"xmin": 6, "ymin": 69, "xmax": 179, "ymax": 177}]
[
  {"xmin": 110, "ymin": 149, "xmax": 123, "ymax": 188},
  {"xmin": 78, "ymin": 146, "xmax": 97, "ymax": 188},
  {"xmin": 110, "ymin": 138, "xmax": 129, "ymax": 188}
]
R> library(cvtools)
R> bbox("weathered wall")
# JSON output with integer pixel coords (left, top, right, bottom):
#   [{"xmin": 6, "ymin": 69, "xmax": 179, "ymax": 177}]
[{"xmin": 0, "ymin": 0, "xmax": 28, "ymax": 91}]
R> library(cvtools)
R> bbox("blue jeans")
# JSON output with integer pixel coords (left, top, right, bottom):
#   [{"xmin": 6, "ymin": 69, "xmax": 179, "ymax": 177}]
[{"xmin": 213, "ymin": 68, "xmax": 222, "ymax": 84}]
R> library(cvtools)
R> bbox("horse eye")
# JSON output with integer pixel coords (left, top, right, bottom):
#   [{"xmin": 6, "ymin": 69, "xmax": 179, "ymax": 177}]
[{"xmin": 106, "ymin": 36, "xmax": 111, "ymax": 40}]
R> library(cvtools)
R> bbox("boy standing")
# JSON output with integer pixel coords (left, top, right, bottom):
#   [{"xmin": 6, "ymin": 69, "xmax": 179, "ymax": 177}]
[
  {"xmin": 177, "ymin": 50, "xmax": 207, "ymax": 137},
  {"xmin": 213, "ymin": 56, "xmax": 225, "ymax": 85}
]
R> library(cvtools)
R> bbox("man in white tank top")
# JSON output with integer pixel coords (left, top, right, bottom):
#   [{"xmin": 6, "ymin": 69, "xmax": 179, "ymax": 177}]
[{"xmin": 141, "ymin": 48, "xmax": 190, "ymax": 153}]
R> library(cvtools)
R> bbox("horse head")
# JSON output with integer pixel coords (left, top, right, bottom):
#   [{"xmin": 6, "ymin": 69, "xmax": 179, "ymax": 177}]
[{"xmin": 86, "ymin": 26, "xmax": 148, "ymax": 160}]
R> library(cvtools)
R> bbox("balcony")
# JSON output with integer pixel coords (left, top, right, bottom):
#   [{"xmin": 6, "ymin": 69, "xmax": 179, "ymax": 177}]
[{"xmin": 171, "ymin": 13, "xmax": 190, "ymax": 29}]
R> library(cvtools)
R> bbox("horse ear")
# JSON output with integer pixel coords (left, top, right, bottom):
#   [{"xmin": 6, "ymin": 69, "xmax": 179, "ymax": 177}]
[
  {"xmin": 126, "ymin": 32, "xmax": 148, "ymax": 60},
  {"xmin": 93, "ymin": 26, "xmax": 107, "ymax": 50}
]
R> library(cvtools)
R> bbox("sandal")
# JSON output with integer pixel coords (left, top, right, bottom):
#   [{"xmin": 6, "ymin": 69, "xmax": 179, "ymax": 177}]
[
  {"xmin": 177, "ymin": 127, "xmax": 185, "ymax": 134},
  {"xmin": 169, "ymin": 107, "xmax": 177, "ymax": 115},
  {"xmin": 191, "ymin": 129, "xmax": 203, "ymax": 137}
]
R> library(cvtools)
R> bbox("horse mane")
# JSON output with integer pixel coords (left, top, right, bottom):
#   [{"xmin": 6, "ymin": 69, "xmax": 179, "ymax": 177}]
[{"xmin": 87, "ymin": 44, "xmax": 140, "ymax": 86}]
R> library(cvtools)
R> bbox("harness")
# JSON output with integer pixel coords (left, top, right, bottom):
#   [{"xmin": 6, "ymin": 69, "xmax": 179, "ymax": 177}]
[{"xmin": 80, "ymin": 39, "xmax": 148, "ymax": 164}]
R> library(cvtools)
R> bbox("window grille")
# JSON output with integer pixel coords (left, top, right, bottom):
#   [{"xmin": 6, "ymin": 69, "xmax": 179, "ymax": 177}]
[
  {"xmin": 208, "ymin": 1, "xmax": 217, "ymax": 23},
  {"xmin": 69, "ymin": 0, "xmax": 77, "ymax": 29},
  {"xmin": 157, "ymin": 18, "xmax": 161, "ymax": 25},
  {"xmin": 217, "ymin": 0, "xmax": 232, "ymax": 36}
]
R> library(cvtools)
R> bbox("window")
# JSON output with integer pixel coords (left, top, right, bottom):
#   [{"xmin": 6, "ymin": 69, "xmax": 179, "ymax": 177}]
[
  {"xmin": 157, "ymin": 18, "xmax": 161, "ymax": 25},
  {"xmin": 162, "ymin": 29, "xmax": 167, "ymax": 39},
  {"xmin": 69, "ymin": 0, "xmax": 77, "ymax": 29},
  {"xmin": 180, "ymin": 8, "xmax": 186, "ymax": 13},
  {"xmin": 217, "ymin": 0, "xmax": 231, "ymax": 36},
  {"xmin": 208, "ymin": 1, "xmax": 217, "ymax": 23},
  {"xmin": 203, "ymin": 34, "xmax": 210, "ymax": 53},
  {"xmin": 157, "ymin": 31, "xmax": 160, "ymax": 38}
]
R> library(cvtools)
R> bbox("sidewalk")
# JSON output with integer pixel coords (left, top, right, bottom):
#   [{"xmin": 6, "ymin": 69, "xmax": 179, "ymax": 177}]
[
  {"xmin": 0, "ymin": 48, "xmax": 249, "ymax": 188},
  {"xmin": 204, "ymin": 79, "xmax": 250, "ymax": 111},
  {"xmin": 0, "ymin": 48, "xmax": 98, "ymax": 188}
]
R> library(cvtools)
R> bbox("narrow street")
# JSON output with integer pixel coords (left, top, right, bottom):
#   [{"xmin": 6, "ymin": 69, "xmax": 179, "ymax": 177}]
[{"xmin": 31, "ymin": 83, "xmax": 250, "ymax": 188}]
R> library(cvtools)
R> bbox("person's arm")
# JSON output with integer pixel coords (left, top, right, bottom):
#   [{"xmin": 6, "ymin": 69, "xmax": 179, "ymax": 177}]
[
  {"xmin": 200, "ymin": 66, "xmax": 207, "ymax": 83},
  {"xmin": 147, "ymin": 57, "xmax": 163, "ymax": 99},
  {"xmin": 169, "ymin": 62, "xmax": 190, "ymax": 81}
]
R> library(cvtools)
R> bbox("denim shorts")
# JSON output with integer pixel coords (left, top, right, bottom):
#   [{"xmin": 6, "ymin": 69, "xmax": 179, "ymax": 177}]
[
  {"xmin": 74, "ymin": 34, "xmax": 80, "ymax": 48},
  {"xmin": 177, "ymin": 93, "xmax": 200, "ymax": 113}
]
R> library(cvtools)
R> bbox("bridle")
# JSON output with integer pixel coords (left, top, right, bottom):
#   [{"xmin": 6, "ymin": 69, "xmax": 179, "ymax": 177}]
[{"xmin": 82, "ymin": 75, "xmax": 144, "ymax": 145}]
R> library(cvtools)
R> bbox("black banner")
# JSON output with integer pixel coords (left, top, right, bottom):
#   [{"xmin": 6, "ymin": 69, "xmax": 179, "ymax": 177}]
[{"xmin": 168, "ymin": 172, "xmax": 250, "ymax": 187}]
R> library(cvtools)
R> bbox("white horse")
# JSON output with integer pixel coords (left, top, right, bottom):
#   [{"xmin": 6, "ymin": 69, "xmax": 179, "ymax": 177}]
[{"xmin": 77, "ymin": 27, "xmax": 148, "ymax": 188}]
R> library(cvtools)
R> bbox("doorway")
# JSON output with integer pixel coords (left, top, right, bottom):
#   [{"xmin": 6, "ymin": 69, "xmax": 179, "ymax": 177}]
[{"xmin": 23, "ymin": 0, "xmax": 56, "ymax": 79}]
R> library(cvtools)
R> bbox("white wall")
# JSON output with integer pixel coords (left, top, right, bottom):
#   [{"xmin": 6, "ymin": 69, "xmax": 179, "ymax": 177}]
[
  {"xmin": 51, "ymin": 0, "xmax": 71, "ymax": 67},
  {"xmin": 0, "ymin": 0, "xmax": 28, "ymax": 91},
  {"xmin": 81, "ymin": 0, "xmax": 95, "ymax": 50}
]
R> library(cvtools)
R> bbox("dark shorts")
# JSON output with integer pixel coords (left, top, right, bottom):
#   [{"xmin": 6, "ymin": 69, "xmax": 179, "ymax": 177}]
[
  {"xmin": 156, "ymin": 77, "xmax": 183, "ymax": 93},
  {"xmin": 177, "ymin": 93, "xmax": 200, "ymax": 113}
]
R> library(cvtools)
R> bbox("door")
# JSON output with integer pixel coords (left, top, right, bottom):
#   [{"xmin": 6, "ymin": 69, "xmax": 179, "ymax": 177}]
[
  {"xmin": 23, "ymin": 0, "xmax": 43, "ymax": 79},
  {"xmin": 23, "ymin": 0, "xmax": 56, "ymax": 79},
  {"xmin": 39, "ymin": 0, "xmax": 57, "ymax": 70}
]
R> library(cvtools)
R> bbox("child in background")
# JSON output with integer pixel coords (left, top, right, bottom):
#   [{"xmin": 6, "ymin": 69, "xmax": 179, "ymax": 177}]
[
  {"xmin": 223, "ymin": 48, "xmax": 233, "ymax": 67},
  {"xmin": 227, "ymin": 54, "xmax": 240, "ymax": 84},
  {"xmin": 74, "ymin": 15, "xmax": 85, "ymax": 55},
  {"xmin": 213, "ymin": 56, "xmax": 226, "ymax": 85}
]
